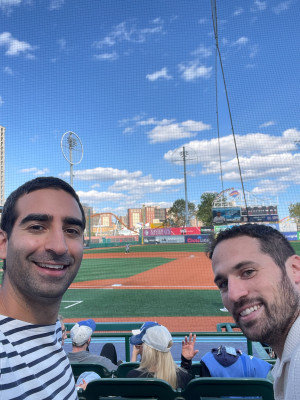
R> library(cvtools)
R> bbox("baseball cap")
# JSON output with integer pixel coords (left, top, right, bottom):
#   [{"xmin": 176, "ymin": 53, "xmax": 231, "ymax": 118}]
[
  {"xmin": 70, "ymin": 319, "xmax": 96, "ymax": 346},
  {"xmin": 130, "ymin": 321, "xmax": 160, "ymax": 346},
  {"xmin": 143, "ymin": 324, "xmax": 173, "ymax": 353}
]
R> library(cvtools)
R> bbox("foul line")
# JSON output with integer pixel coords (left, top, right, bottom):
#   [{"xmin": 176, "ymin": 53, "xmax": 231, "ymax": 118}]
[{"xmin": 70, "ymin": 285, "xmax": 216, "ymax": 290}]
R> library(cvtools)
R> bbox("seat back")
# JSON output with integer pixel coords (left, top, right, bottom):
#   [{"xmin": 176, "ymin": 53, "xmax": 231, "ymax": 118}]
[
  {"xmin": 82, "ymin": 378, "xmax": 180, "ymax": 400},
  {"xmin": 182, "ymin": 377, "xmax": 275, "ymax": 400},
  {"xmin": 115, "ymin": 362, "xmax": 140, "ymax": 377},
  {"xmin": 70, "ymin": 363, "xmax": 114, "ymax": 380}
]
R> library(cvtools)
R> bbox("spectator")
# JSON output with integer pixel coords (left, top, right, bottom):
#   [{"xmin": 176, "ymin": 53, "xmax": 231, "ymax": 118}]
[
  {"xmin": 0, "ymin": 176, "xmax": 85, "ymax": 399},
  {"xmin": 199, "ymin": 345, "xmax": 272, "ymax": 380},
  {"xmin": 76, "ymin": 371, "xmax": 101, "ymax": 391},
  {"xmin": 58, "ymin": 314, "xmax": 68, "ymax": 346},
  {"xmin": 67, "ymin": 319, "xmax": 118, "ymax": 372},
  {"xmin": 128, "ymin": 322, "xmax": 198, "ymax": 389},
  {"xmin": 209, "ymin": 224, "xmax": 300, "ymax": 400}
]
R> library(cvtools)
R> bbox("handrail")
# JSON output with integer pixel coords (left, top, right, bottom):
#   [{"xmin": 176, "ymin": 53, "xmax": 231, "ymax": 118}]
[{"xmin": 64, "ymin": 322, "xmax": 260, "ymax": 361}]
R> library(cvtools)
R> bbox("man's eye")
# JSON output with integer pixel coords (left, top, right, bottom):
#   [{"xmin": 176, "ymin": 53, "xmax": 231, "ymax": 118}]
[
  {"xmin": 28, "ymin": 225, "xmax": 45, "ymax": 231},
  {"xmin": 243, "ymin": 269, "xmax": 255, "ymax": 278},
  {"xmin": 65, "ymin": 228, "xmax": 81, "ymax": 235},
  {"xmin": 218, "ymin": 280, "xmax": 228, "ymax": 290}
]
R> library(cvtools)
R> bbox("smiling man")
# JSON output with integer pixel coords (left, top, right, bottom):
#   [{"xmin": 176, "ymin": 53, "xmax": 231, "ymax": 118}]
[
  {"xmin": 0, "ymin": 177, "xmax": 85, "ymax": 399},
  {"xmin": 209, "ymin": 224, "xmax": 300, "ymax": 400}
]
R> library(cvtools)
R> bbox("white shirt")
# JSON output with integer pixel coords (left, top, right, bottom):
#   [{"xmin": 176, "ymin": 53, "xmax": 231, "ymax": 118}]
[
  {"xmin": 272, "ymin": 316, "xmax": 300, "ymax": 400},
  {"xmin": 0, "ymin": 315, "xmax": 77, "ymax": 400}
]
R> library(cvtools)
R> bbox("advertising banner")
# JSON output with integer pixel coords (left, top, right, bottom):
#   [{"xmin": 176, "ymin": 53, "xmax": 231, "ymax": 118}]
[
  {"xmin": 214, "ymin": 225, "xmax": 233, "ymax": 233},
  {"xmin": 212, "ymin": 207, "xmax": 241, "ymax": 223},
  {"xmin": 201, "ymin": 227, "xmax": 214, "ymax": 234},
  {"xmin": 170, "ymin": 227, "xmax": 201, "ymax": 235},
  {"xmin": 241, "ymin": 206, "xmax": 278, "ymax": 216},
  {"xmin": 143, "ymin": 236, "xmax": 157, "ymax": 244},
  {"xmin": 155, "ymin": 236, "xmax": 185, "ymax": 244},
  {"xmin": 185, "ymin": 235, "xmax": 210, "ymax": 243},
  {"xmin": 143, "ymin": 228, "xmax": 171, "ymax": 237},
  {"xmin": 244, "ymin": 215, "xmax": 279, "ymax": 222},
  {"xmin": 282, "ymin": 232, "xmax": 298, "ymax": 241}
]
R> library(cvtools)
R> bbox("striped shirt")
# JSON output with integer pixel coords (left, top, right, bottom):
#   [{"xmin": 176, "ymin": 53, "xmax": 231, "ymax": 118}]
[{"xmin": 0, "ymin": 316, "xmax": 77, "ymax": 400}]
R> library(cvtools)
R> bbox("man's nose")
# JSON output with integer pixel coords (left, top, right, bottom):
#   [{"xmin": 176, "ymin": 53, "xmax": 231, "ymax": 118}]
[
  {"xmin": 45, "ymin": 228, "xmax": 68, "ymax": 255},
  {"xmin": 227, "ymin": 277, "xmax": 249, "ymax": 304}
]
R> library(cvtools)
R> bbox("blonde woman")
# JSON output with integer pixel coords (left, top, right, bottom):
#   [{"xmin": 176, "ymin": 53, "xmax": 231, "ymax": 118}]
[{"xmin": 128, "ymin": 322, "xmax": 198, "ymax": 389}]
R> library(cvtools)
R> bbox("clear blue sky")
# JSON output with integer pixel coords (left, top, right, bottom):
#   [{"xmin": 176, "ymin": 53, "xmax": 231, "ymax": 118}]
[{"xmin": 0, "ymin": 0, "xmax": 299, "ymax": 219}]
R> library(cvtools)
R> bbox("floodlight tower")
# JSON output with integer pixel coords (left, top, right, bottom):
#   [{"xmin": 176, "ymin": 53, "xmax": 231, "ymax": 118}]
[{"xmin": 61, "ymin": 131, "xmax": 83, "ymax": 187}]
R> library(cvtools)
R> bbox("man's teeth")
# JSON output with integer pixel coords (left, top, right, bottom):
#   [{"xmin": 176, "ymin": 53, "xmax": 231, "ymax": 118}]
[
  {"xmin": 240, "ymin": 305, "xmax": 261, "ymax": 317},
  {"xmin": 38, "ymin": 263, "xmax": 65, "ymax": 270}
]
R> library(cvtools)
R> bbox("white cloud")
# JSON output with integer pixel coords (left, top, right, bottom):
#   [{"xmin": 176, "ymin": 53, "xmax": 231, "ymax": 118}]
[
  {"xmin": 249, "ymin": 44, "xmax": 259, "ymax": 58},
  {"xmin": 147, "ymin": 119, "xmax": 211, "ymax": 144},
  {"xmin": 109, "ymin": 175, "xmax": 184, "ymax": 195},
  {"xmin": 146, "ymin": 67, "xmax": 172, "ymax": 81},
  {"xmin": 252, "ymin": 179, "xmax": 288, "ymax": 195},
  {"xmin": 138, "ymin": 118, "xmax": 175, "ymax": 126},
  {"xmin": 178, "ymin": 61, "xmax": 212, "ymax": 81},
  {"xmin": 20, "ymin": 167, "xmax": 50, "ymax": 176},
  {"xmin": 76, "ymin": 190, "xmax": 126, "ymax": 204},
  {"xmin": 4, "ymin": 66, "xmax": 13, "ymax": 74},
  {"xmin": 272, "ymin": 1, "xmax": 292, "ymax": 14},
  {"xmin": 191, "ymin": 45, "xmax": 212, "ymax": 58},
  {"xmin": 49, "ymin": 0, "xmax": 64, "ymax": 11},
  {"xmin": 232, "ymin": 37, "xmax": 249, "ymax": 47},
  {"xmin": 91, "ymin": 183, "xmax": 101, "ymax": 188},
  {"xmin": 259, "ymin": 121, "xmax": 276, "ymax": 128},
  {"xmin": 251, "ymin": 1, "xmax": 267, "ymax": 12},
  {"xmin": 0, "ymin": 0, "xmax": 21, "ymax": 14},
  {"xmin": 233, "ymin": 8, "xmax": 244, "ymax": 16},
  {"xmin": 58, "ymin": 38, "xmax": 66, "ymax": 50},
  {"xmin": 94, "ymin": 52, "xmax": 118, "ymax": 61},
  {"xmin": 60, "ymin": 167, "xmax": 142, "ymax": 181},
  {"xmin": 164, "ymin": 128, "xmax": 300, "ymax": 191},
  {"xmin": 0, "ymin": 96, "xmax": 3, "ymax": 106},
  {"xmin": 121, "ymin": 116, "xmax": 211, "ymax": 143},
  {"xmin": 0, "ymin": 32, "xmax": 36, "ymax": 56},
  {"xmin": 93, "ymin": 20, "xmax": 164, "ymax": 49}
]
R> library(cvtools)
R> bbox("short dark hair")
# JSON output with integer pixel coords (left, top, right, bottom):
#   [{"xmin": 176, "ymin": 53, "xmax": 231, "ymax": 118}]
[
  {"xmin": 1, "ymin": 176, "xmax": 86, "ymax": 239},
  {"xmin": 208, "ymin": 224, "xmax": 295, "ymax": 272}
]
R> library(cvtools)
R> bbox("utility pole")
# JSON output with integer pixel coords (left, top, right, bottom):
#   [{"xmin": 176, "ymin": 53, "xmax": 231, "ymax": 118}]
[{"xmin": 180, "ymin": 146, "xmax": 189, "ymax": 227}]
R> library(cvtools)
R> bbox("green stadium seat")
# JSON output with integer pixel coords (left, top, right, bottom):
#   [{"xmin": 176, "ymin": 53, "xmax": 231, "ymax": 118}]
[
  {"xmin": 182, "ymin": 377, "xmax": 275, "ymax": 400},
  {"xmin": 81, "ymin": 377, "xmax": 179, "ymax": 400},
  {"xmin": 70, "ymin": 363, "xmax": 115, "ymax": 380},
  {"xmin": 190, "ymin": 362, "xmax": 202, "ymax": 378},
  {"xmin": 115, "ymin": 362, "xmax": 140, "ymax": 377}
]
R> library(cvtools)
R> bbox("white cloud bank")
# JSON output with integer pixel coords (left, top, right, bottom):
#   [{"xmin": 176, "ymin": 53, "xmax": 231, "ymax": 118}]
[{"xmin": 164, "ymin": 128, "xmax": 300, "ymax": 195}]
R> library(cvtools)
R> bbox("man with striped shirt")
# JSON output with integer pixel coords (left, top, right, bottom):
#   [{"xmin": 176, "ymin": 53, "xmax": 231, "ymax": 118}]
[{"xmin": 0, "ymin": 177, "xmax": 85, "ymax": 399}]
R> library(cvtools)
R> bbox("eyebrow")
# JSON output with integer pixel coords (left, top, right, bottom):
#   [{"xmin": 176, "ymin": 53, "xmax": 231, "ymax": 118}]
[
  {"xmin": 213, "ymin": 261, "xmax": 256, "ymax": 285},
  {"xmin": 19, "ymin": 213, "xmax": 84, "ymax": 230}
]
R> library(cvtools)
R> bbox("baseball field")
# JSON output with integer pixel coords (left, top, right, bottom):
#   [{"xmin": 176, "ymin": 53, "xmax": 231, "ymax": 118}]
[{"xmin": 59, "ymin": 241, "xmax": 300, "ymax": 332}]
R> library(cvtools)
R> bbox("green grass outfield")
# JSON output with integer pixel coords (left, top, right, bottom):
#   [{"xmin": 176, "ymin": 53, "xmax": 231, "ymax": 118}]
[
  {"xmin": 74, "ymin": 257, "xmax": 174, "ymax": 282},
  {"xmin": 84, "ymin": 243, "xmax": 207, "ymax": 253},
  {"xmin": 60, "ymin": 289, "xmax": 224, "ymax": 319}
]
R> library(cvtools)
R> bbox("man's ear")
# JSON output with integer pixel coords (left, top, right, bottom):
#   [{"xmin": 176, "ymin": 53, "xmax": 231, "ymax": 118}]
[
  {"xmin": 286, "ymin": 255, "xmax": 300, "ymax": 287},
  {"xmin": 0, "ymin": 230, "xmax": 8, "ymax": 260}
]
